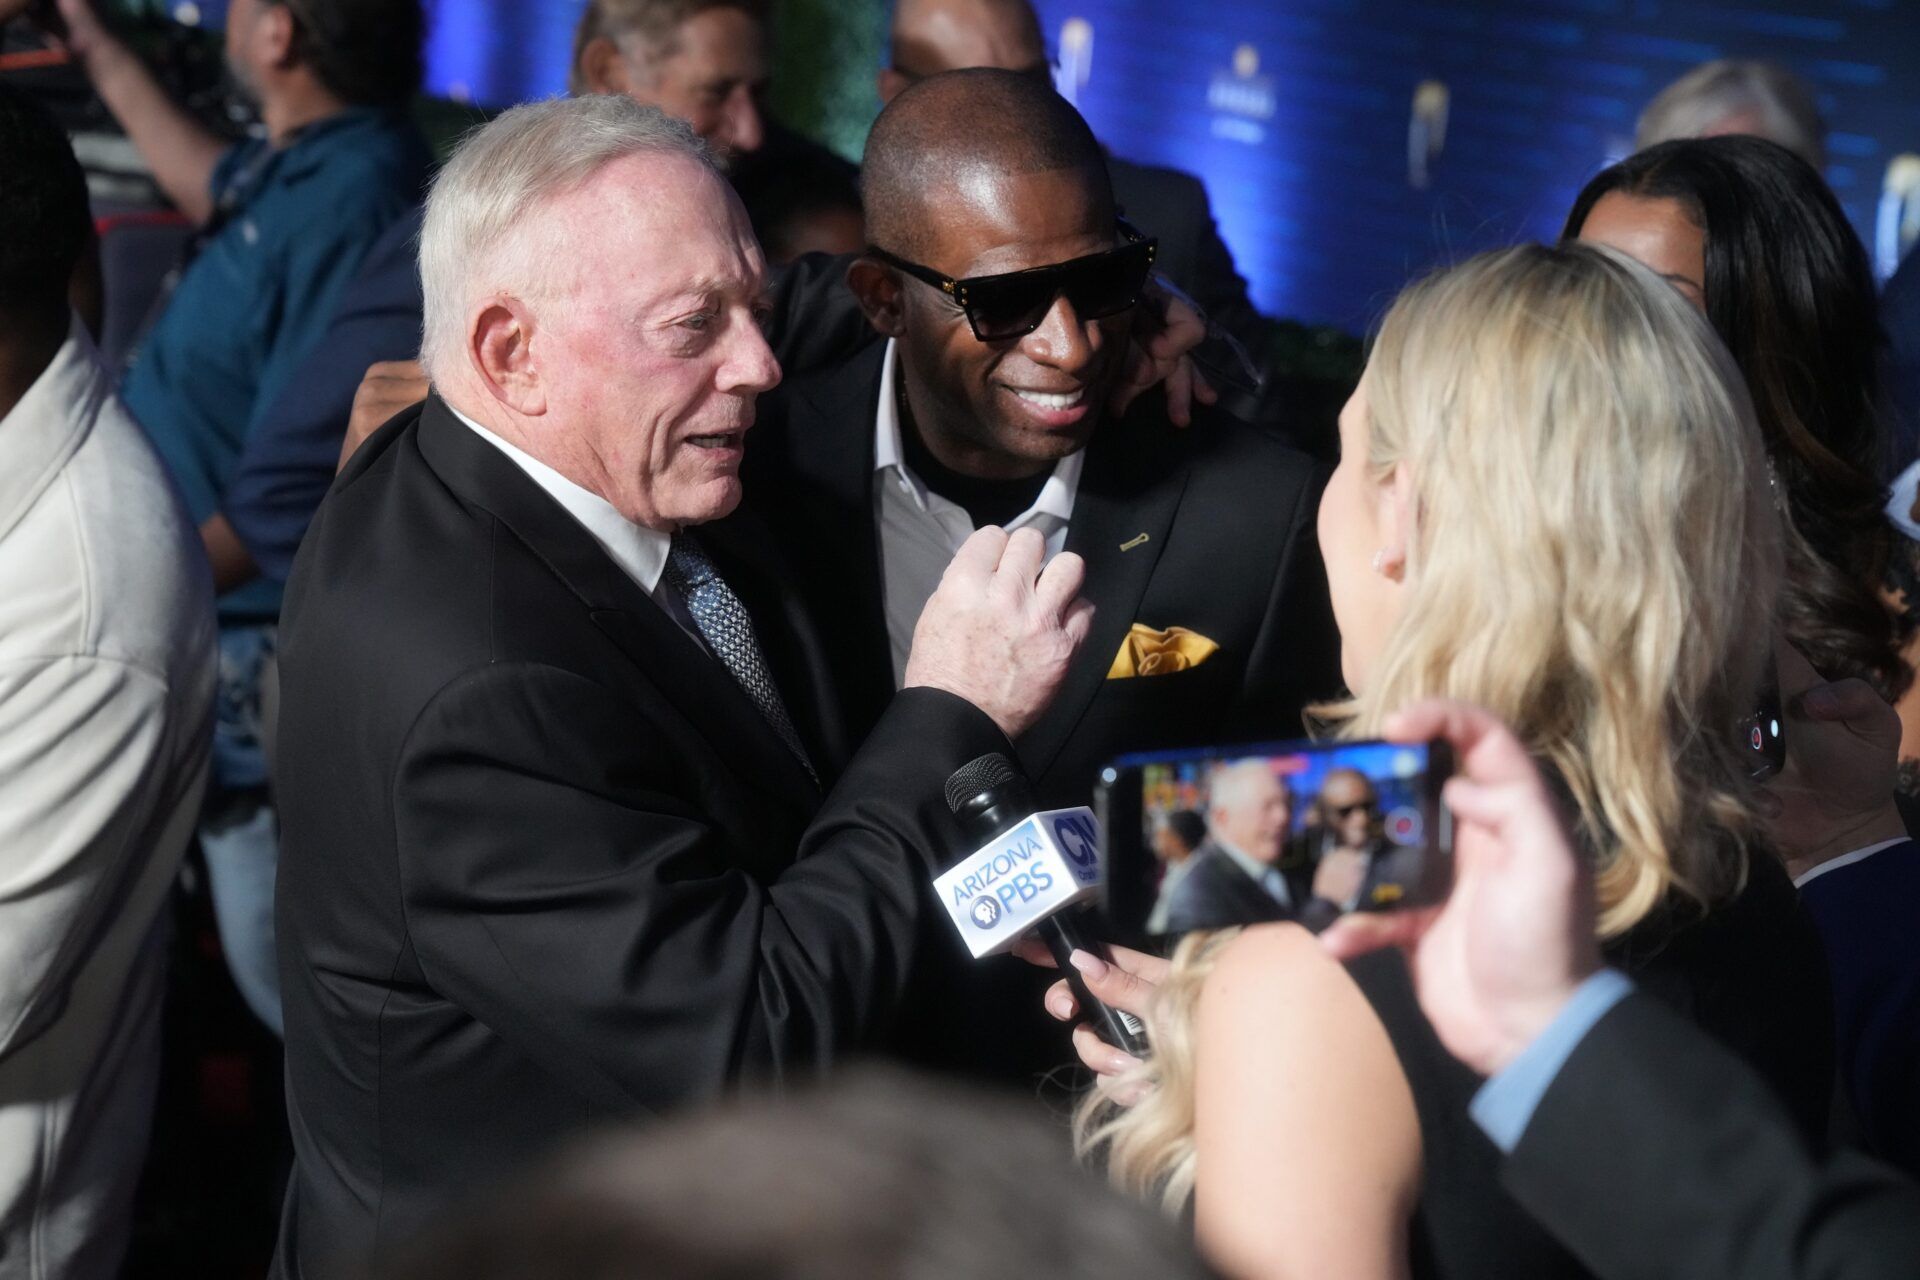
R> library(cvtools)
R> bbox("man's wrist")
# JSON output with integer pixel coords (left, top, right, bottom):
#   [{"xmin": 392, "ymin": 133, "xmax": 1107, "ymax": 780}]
[
  {"xmin": 1785, "ymin": 804, "xmax": 1908, "ymax": 882},
  {"xmin": 1471, "ymin": 969, "xmax": 1634, "ymax": 1154}
]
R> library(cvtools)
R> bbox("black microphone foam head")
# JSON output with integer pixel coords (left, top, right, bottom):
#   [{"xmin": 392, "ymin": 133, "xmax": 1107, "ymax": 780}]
[{"xmin": 945, "ymin": 753, "xmax": 1020, "ymax": 815}]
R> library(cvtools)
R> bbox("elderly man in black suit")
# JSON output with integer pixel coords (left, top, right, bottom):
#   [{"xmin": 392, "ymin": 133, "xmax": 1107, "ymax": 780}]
[
  {"xmin": 737, "ymin": 70, "xmax": 1336, "ymax": 1078},
  {"xmin": 1160, "ymin": 761, "xmax": 1303, "ymax": 934},
  {"xmin": 270, "ymin": 94, "xmax": 1093, "ymax": 1277}
]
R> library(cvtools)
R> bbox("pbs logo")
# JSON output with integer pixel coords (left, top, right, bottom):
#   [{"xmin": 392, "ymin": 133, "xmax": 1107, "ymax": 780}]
[{"xmin": 970, "ymin": 896, "xmax": 1003, "ymax": 929}]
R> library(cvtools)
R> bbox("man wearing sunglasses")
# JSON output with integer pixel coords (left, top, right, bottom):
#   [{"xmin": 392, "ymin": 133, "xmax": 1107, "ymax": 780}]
[{"xmin": 735, "ymin": 69, "xmax": 1339, "ymax": 1082}]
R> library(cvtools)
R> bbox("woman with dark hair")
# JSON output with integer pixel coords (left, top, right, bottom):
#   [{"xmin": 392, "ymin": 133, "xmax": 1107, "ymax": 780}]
[{"xmin": 1563, "ymin": 135, "xmax": 1909, "ymax": 702}]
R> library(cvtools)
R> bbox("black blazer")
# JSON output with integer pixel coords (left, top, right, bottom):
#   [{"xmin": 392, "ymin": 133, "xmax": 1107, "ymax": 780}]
[
  {"xmin": 1108, "ymin": 155, "xmax": 1261, "ymax": 347},
  {"xmin": 1507, "ymin": 992, "xmax": 1920, "ymax": 1280},
  {"xmin": 739, "ymin": 340, "xmax": 1339, "ymax": 810},
  {"xmin": 1160, "ymin": 842, "xmax": 1300, "ymax": 935},
  {"xmin": 271, "ymin": 398, "xmax": 1012, "ymax": 1276},
  {"xmin": 734, "ymin": 342, "xmax": 1340, "ymax": 1078}
]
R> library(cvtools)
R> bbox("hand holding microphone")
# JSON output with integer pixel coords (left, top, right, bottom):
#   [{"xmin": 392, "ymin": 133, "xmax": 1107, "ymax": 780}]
[{"xmin": 937, "ymin": 753, "xmax": 1149, "ymax": 1058}]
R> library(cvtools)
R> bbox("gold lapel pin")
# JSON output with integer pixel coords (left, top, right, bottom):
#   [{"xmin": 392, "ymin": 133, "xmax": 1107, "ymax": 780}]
[{"xmin": 1119, "ymin": 533, "xmax": 1151, "ymax": 552}]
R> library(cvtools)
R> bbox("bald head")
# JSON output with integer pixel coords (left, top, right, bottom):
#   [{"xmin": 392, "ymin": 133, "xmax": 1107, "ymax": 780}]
[
  {"xmin": 862, "ymin": 67, "xmax": 1111, "ymax": 261},
  {"xmin": 887, "ymin": 0, "xmax": 1046, "ymax": 89}
]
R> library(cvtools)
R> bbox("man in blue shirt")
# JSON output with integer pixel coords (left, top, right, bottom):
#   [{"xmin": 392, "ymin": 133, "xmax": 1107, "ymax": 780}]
[{"xmin": 48, "ymin": 0, "xmax": 430, "ymax": 1033}]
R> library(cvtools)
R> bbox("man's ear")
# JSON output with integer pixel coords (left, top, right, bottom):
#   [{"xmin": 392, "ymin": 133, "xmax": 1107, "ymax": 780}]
[
  {"xmin": 259, "ymin": 1, "xmax": 299, "ymax": 70},
  {"xmin": 876, "ymin": 67, "xmax": 910, "ymax": 106},
  {"xmin": 577, "ymin": 37, "xmax": 631, "ymax": 96},
  {"xmin": 470, "ymin": 299, "xmax": 547, "ymax": 417},
  {"xmin": 846, "ymin": 258, "xmax": 906, "ymax": 338}
]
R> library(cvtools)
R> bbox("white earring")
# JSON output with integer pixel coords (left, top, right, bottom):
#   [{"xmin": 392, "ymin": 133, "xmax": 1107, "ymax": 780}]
[{"xmin": 1370, "ymin": 549, "xmax": 1388, "ymax": 575}]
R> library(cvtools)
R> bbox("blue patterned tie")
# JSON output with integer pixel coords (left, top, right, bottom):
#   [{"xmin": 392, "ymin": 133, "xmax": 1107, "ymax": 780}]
[{"xmin": 662, "ymin": 532, "xmax": 816, "ymax": 782}]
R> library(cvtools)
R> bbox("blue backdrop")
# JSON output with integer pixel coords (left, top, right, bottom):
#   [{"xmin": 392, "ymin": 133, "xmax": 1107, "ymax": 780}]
[{"xmin": 404, "ymin": 0, "xmax": 1920, "ymax": 332}]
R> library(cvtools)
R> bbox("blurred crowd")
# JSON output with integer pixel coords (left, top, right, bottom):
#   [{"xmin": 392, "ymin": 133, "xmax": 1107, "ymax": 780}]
[{"xmin": 3, "ymin": 2, "xmax": 1920, "ymax": 1279}]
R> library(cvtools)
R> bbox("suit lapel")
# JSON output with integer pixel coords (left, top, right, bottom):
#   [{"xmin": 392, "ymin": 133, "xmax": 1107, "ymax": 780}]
[
  {"xmin": 416, "ymin": 399, "xmax": 819, "ymax": 813},
  {"xmin": 758, "ymin": 348, "xmax": 896, "ymax": 764},
  {"xmin": 1015, "ymin": 427, "xmax": 1189, "ymax": 781}
]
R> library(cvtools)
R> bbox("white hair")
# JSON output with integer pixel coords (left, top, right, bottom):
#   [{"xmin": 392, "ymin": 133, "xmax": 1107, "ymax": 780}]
[
  {"xmin": 1205, "ymin": 760, "xmax": 1282, "ymax": 826},
  {"xmin": 1637, "ymin": 59, "xmax": 1827, "ymax": 170},
  {"xmin": 418, "ymin": 94, "xmax": 716, "ymax": 385}
]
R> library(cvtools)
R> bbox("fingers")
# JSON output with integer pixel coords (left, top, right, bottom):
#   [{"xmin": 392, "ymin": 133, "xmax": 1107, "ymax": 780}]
[
  {"xmin": 942, "ymin": 525, "xmax": 1010, "ymax": 589},
  {"xmin": 1012, "ymin": 936, "xmax": 1059, "ymax": 969},
  {"xmin": 1192, "ymin": 365, "xmax": 1219, "ymax": 406},
  {"xmin": 991, "ymin": 527, "xmax": 1047, "ymax": 593},
  {"xmin": 1033, "ymin": 549, "xmax": 1088, "ymax": 620},
  {"xmin": 1800, "ymin": 677, "xmax": 1899, "ymax": 743},
  {"xmin": 1068, "ymin": 948, "xmax": 1155, "ymax": 1017},
  {"xmin": 1317, "ymin": 908, "xmax": 1434, "ymax": 960},
  {"xmin": 1061, "ymin": 597, "xmax": 1097, "ymax": 650},
  {"xmin": 1385, "ymin": 698, "xmax": 1536, "ymax": 788},
  {"xmin": 1072, "ymin": 1021, "xmax": 1144, "ymax": 1078},
  {"xmin": 1045, "ymin": 978, "xmax": 1078, "ymax": 1022},
  {"xmin": 1164, "ymin": 359, "xmax": 1194, "ymax": 428}
]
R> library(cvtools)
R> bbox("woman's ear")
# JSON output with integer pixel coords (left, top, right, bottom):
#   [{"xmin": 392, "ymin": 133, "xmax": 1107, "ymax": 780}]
[{"xmin": 1375, "ymin": 466, "xmax": 1414, "ymax": 581}]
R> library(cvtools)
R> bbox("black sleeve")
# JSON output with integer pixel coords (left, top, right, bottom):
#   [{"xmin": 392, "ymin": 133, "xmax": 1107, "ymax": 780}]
[
  {"xmin": 392, "ymin": 669, "xmax": 1006, "ymax": 1113},
  {"xmin": 763, "ymin": 253, "xmax": 879, "ymax": 377},
  {"xmin": 1504, "ymin": 992, "xmax": 1920, "ymax": 1280}
]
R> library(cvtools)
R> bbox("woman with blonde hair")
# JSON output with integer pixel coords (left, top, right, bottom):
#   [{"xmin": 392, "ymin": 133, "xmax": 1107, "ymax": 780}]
[{"xmin": 1055, "ymin": 242, "xmax": 1833, "ymax": 1280}]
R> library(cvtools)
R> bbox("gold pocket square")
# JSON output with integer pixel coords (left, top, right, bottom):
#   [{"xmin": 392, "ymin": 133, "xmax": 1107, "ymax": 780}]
[{"xmin": 1107, "ymin": 624, "xmax": 1219, "ymax": 679}]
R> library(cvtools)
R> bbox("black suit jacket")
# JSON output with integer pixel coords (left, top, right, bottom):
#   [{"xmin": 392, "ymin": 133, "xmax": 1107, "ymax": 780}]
[
  {"xmin": 1108, "ymin": 155, "xmax": 1261, "ymax": 347},
  {"xmin": 735, "ymin": 341, "xmax": 1339, "ymax": 1078},
  {"xmin": 271, "ymin": 398, "xmax": 1012, "ymax": 1275},
  {"xmin": 1160, "ymin": 842, "xmax": 1299, "ymax": 935},
  {"xmin": 1506, "ymin": 992, "xmax": 1920, "ymax": 1280}
]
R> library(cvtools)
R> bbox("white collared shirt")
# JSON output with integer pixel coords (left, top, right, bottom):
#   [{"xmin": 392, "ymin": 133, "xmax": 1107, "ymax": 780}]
[
  {"xmin": 451, "ymin": 406, "xmax": 671, "ymax": 597},
  {"xmin": 451, "ymin": 407, "xmax": 716, "ymax": 650},
  {"xmin": 1793, "ymin": 837, "xmax": 1911, "ymax": 889},
  {"xmin": 873, "ymin": 338, "xmax": 1084, "ymax": 684},
  {"xmin": 1213, "ymin": 835, "xmax": 1295, "ymax": 909}
]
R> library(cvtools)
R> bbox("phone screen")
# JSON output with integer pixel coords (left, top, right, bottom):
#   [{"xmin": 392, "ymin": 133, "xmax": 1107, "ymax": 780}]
[{"xmin": 1095, "ymin": 737, "xmax": 1453, "ymax": 944}]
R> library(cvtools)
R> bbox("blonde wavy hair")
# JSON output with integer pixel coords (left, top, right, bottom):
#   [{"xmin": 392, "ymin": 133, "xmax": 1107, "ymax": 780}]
[{"xmin": 1079, "ymin": 242, "xmax": 1784, "ymax": 1208}]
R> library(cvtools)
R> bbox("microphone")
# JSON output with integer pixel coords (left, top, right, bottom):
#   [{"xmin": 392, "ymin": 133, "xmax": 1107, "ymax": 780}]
[{"xmin": 937, "ymin": 754, "xmax": 1148, "ymax": 1056}]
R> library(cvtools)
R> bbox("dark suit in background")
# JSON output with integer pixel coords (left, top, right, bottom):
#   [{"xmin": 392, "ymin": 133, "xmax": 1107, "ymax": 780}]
[
  {"xmin": 1799, "ymin": 839, "xmax": 1920, "ymax": 1176},
  {"xmin": 272, "ymin": 399, "xmax": 1011, "ymax": 1274},
  {"xmin": 1108, "ymin": 155, "xmax": 1261, "ymax": 347},
  {"xmin": 1506, "ymin": 992, "xmax": 1920, "ymax": 1280},
  {"xmin": 737, "ymin": 340, "xmax": 1339, "ymax": 1079},
  {"xmin": 1159, "ymin": 841, "xmax": 1300, "ymax": 935}
]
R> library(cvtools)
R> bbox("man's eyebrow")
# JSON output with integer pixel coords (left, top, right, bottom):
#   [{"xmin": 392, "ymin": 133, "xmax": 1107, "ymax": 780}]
[{"xmin": 652, "ymin": 275, "xmax": 764, "ymax": 310}]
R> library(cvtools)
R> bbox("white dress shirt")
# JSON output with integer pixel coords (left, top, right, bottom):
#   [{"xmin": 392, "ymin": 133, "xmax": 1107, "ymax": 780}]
[
  {"xmin": 1215, "ymin": 835, "xmax": 1296, "ymax": 908},
  {"xmin": 451, "ymin": 407, "xmax": 708, "ymax": 648},
  {"xmin": 0, "ymin": 318, "xmax": 216, "ymax": 1278},
  {"xmin": 873, "ymin": 339, "xmax": 1084, "ymax": 684}
]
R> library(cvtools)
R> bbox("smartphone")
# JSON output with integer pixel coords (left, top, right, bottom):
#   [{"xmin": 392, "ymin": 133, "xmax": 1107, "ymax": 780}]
[
  {"xmin": 1742, "ymin": 662, "xmax": 1787, "ymax": 782},
  {"xmin": 1095, "ymin": 737, "xmax": 1454, "ymax": 945}
]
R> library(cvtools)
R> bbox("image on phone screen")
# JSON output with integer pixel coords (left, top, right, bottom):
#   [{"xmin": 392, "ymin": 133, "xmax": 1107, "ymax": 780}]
[{"xmin": 1096, "ymin": 738, "xmax": 1453, "ymax": 944}]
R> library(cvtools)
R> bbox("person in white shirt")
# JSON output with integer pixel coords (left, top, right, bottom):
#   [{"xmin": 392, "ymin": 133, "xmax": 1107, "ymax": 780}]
[{"xmin": 0, "ymin": 87, "xmax": 216, "ymax": 1278}]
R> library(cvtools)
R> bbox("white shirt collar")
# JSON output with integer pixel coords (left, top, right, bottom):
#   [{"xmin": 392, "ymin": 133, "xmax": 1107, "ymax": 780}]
[
  {"xmin": 449, "ymin": 405, "xmax": 671, "ymax": 596},
  {"xmin": 1793, "ymin": 837, "xmax": 1911, "ymax": 889},
  {"xmin": 1213, "ymin": 834, "xmax": 1286, "ymax": 893},
  {"xmin": 872, "ymin": 338, "xmax": 1083, "ymax": 531}
]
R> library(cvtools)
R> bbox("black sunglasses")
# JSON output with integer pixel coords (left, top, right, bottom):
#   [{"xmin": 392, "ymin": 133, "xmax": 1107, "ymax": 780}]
[
  {"xmin": 865, "ymin": 226, "xmax": 1159, "ymax": 342},
  {"xmin": 1329, "ymin": 800, "xmax": 1376, "ymax": 820}
]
